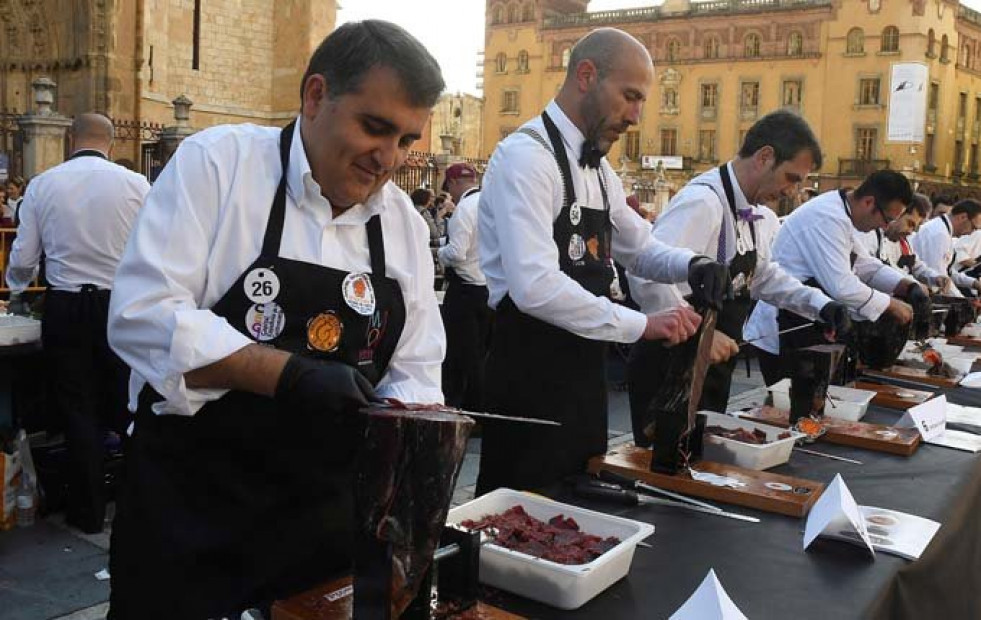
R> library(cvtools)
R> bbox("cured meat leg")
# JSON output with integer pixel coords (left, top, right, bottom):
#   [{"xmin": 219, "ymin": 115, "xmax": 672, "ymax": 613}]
[{"xmin": 353, "ymin": 406, "xmax": 474, "ymax": 619}]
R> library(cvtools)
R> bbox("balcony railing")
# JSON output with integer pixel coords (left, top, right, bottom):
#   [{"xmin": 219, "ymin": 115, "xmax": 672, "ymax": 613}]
[
  {"xmin": 541, "ymin": 0, "xmax": 831, "ymax": 28},
  {"xmin": 838, "ymin": 158, "xmax": 890, "ymax": 177}
]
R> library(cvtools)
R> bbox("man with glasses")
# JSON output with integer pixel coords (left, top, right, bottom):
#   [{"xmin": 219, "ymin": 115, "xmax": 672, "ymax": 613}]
[
  {"xmin": 912, "ymin": 198, "xmax": 981, "ymax": 296},
  {"xmin": 861, "ymin": 193, "xmax": 950, "ymax": 291},
  {"xmin": 745, "ymin": 170, "xmax": 917, "ymax": 384}
]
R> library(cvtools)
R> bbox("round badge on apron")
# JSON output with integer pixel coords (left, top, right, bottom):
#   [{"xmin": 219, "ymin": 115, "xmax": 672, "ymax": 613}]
[
  {"xmin": 342, "ymin": 272, "xmax": 376, "ymax": 316},
  {"xmin": 306, "ymin": 311, "xmax": 344, "ymax": 352},
  {"xmin": 569, "ymin": 203, "xmax": 582, "ymax": 226},
  {"xmin": 245, "ymin": 302, "xmax": 286, "ymax": 342},
  {"xmin": 243, "ymin": 267, "xmax": 281, "ymax": 304},
  {"xmin": 568, "ymin": 234, "xmax": 586, "ymax": 261}
]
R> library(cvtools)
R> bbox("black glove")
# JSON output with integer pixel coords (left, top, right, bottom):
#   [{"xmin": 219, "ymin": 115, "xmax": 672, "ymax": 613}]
[
  {"xmin": 274, "ymin": 355, "xmax": 376, "ymax": 419},
  {"xmin": 687, "ymin": 256, "xmax": 729, "ymax": 310},
  {"xmin": 905, "ymin": 284, "xmax": 931, "ymax": 321},
  {"xmin": 818, "ymin": 301, "xmax": 852, "ymax": 339},
  {"xmin": 896, "ymin": 254, "xmax": 917, "ymax": 270},
  {"xmin": 6, "ymin": 292, "xmax": 27, "ymax": 316}
]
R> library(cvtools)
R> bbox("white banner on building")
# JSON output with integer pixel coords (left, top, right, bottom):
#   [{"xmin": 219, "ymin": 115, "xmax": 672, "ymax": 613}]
[{"xmin": 887, "ymin": 62, "xmax": 928, "ymax": 143}]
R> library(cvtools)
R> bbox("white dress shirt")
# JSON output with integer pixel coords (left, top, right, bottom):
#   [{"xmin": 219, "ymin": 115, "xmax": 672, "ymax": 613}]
[
  {"xmin": 744, "ymin": 190, "xmax": 906, "ymax": 354},
  {"xmin": 954, "ymin": 229, "xmax": 981, "ymax": 268},
  {"xmin": 3, "ymin": 196, "xmax": 21, "ymax": 221},
  {"xmin": 6, "ymin": 154, "xmax": 150, "ymax": 292},
  {"xmin": 478, "ymin": 100, "xmax": 695, "ymax": 344},
  {"xmin": 437, "ymin": 188, "xmax": 485, "ymax": 285},
  {"xmin": 108, "ymin": 120, "xmax": 445, "ymax": 417},
  {"xmin": 755, "ymin": 206, "xmax": 781, "ymax": 251},
  {"xmin": 628, "ymin": 163, "xmax": 831, "ymax": 321},
  {"xmin": 912, "ymin": 215, "xmax": 975, "ymax": 295},
  {"xmin": 860, "ymin": 230, "xmax": 943, "ymax": 285}
]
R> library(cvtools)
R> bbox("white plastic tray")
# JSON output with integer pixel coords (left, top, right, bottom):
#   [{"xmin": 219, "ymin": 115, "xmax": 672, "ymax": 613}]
[
  {"xmin": 0, "ymin": 314, "xmax": 40, "ymax": 346},
  {"xmin": 702, "ymin": 410, "xmax": 804, "ymax": 470},
  {"xmin": 767, "ymin": 379, "xmax": 875, "ymax": 422},
  {"xmin": 446, "ymin": 488, "xmax": 653, "ymax": 610}
]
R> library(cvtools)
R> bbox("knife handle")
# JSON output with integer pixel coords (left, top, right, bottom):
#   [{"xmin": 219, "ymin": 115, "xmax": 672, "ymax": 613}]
[{"xmin": 574, "ymin": 483, "xmax": 640, "ymax": 506}]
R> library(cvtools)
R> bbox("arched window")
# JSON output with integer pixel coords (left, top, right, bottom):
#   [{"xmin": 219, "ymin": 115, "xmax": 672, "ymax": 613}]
[
  {"xmin": 561, "ymin": 47, "xmax": 571, "ymax": 68},
  {"xmin": 941, "ymin": 34, "xmax": 950, "ymax": 61},
  {"xmin": 496, "ymin": 52, "xmax": 507, "ymax": 73},
  {"xmin": 522, "ymin": 1, "xmax": 534, "ymax": 21},
  {"xmin": 744, "ymin": 33, "xmax": 761, "ymax": 58},
  {"xmin": 788, "ymin": 32, "xmax": 803, "ymax": 56},
  {"xmin": 928, "ymin": 28, "xmax": 936, "ymax": 57},
  {"xmin": 517, "ymin": 49, "xmax": 529, "ymax": 72},
  {"xmin": 881, "ymin": 26, "xmax": 899, "ymax": 52},
  {"xmin": 666, "ymin": 38, "xmax": 681, "ymax": 62},
  {"xmin": 507, "ymin": 2, "xmax": 519, "ymax": 23},
  {"xmin": 492, "ymin": 5, "xmax": 504, "ymax": 24},
  {"xmin": 703, "ymin": 35, "xmax": 719, "ymax": 59},
  {"xmin": 846, "ymin": 27, "xmax": 865, "ymax": 54}
]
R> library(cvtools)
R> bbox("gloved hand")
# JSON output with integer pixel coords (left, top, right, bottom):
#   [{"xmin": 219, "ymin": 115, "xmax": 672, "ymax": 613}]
[
  {"xmin": 6, "ymin": 292, "xmax": 27, "ymax": 316},
  {"xmin": 905, "ymin": 284, "xmax": 932, "ymax": 321},
  {"xmin": 818, "ymin": 301, "xmax": 852, "ymax": 341},
  {"xmin": 274, "ymin": 355, "xmax": 377, "ymax": 419},
  {"xmin": 687, "ymin": 256, "xmax": 729, "ymax": 310},
  {"xmin": 896, "ymin": 254, "xmax": 917, "ymax": 270}
]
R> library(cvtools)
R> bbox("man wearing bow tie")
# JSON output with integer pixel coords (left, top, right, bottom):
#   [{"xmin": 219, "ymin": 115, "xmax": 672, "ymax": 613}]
[
  {"xmin": 475, "ymin": 28, "xmax": 729, "ymax": 494},
  {"xmin": 626, "ymin": 111, "xmax": 851, "ymax": 434}
]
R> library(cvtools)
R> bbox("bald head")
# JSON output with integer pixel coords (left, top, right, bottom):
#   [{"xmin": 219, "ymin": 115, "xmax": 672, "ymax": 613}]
[
  {"xmin": 565, "ymin": 28, "xmax": 652, "ymax": 82},
  {"xmin": 70, "ymin": 113, "xmax": 114, "ymax": 155}
]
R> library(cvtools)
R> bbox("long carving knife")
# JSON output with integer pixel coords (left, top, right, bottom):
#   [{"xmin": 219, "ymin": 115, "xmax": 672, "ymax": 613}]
[{"xmin": 373, "ymin": 400, "xmax": 561, "ymax": 426}]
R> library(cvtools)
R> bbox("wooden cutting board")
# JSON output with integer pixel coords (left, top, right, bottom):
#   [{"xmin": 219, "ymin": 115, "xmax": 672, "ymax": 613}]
[
  {"xmin": 852, "ymin": 381, "xmax": 935, "ymax": 410},
  {"xmin": 588, "ymin": 444, "xmax": 824, "ymax": 518},
  {"xmin": 861, "ymin": 364, "xmax": 962, "ymax": 388},
  {"xmin": 737, "ymin": 406, "xmax": 920, "ymax": 456},
  {"xmin": 271, "ymin": 576, "xmax": 524, "ymax": 620},
  {"xmin": 947, "ymin": 334, "xmax": 981, "ymax": 349}
]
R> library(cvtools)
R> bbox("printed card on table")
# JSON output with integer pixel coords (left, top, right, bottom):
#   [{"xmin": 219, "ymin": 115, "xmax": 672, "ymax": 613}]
[
  {"xmin": 896, "ymin": 395, "xmax": 947, "ymax": 441},
  {"xmin": 670, "ymin": 569, "xmax": 748, "ymax": 620},
  {"xmin": 803, "ymin": 474, "xmax": 874, "ymax": 557}
]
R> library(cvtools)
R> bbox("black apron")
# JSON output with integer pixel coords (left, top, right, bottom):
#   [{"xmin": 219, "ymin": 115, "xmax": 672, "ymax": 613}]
[
  {"xmin": 628, "ymin": 165, "xmax": 757, "ymax": 444},
  {"xmin": 109, "ymin": 121, "xmax": 407, "ymax": 619},
  {"xmin": 476, "ymin": 112, "xmax": 616, "ymax": 495}
]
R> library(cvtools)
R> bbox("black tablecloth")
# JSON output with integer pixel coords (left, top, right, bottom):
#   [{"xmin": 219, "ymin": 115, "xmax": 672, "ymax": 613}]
[{"xmin": 483, "ymin": 387, "xmax": 981, "ymax": 619}]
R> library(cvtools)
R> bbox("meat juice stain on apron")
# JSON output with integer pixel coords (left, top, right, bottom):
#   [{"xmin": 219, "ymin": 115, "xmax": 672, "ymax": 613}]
[
  {"xmin": 109, "ymin": 120, "xmax": 407, "ymax": 619},
  {"xmin": 476, "ymin": 111, "xmax": 618, "ymax": 495}
]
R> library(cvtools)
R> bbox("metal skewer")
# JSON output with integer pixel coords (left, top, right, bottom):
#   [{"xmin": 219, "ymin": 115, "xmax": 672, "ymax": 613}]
[{"xmin": 793, "ymin": 447, "xmax": 863, "ymax": 465}]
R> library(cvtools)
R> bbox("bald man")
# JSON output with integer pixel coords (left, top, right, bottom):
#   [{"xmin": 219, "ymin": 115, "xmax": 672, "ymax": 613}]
[
  {"xmin": 7, "ymin": 113, "xmax": 150, "ymax": 533},
  {"xmin": 476, "ymin": 28, "xmax": 730, "ymax": 493}
]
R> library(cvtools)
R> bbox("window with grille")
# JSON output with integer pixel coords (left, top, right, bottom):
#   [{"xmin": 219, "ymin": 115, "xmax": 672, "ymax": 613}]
[
  {"xmin": 517, "ymin": 50, "xmax": 529, "ymax": 73},
  {"xmin": 859, "ymin": 78, "xmax": 880, "ymax": 105},
  {"xmin": 704, "ymin": 36, "xmax": 719, "ymax": 59},
  {"xmin": 502, "ymin": 90, "xmax": 519, "ymax": 113},
  {"xmin": 624, "ymin": 131, "xmax": 640, "ymax": 160},
  {"xmin": 745, "ymin": 34, "xmax": 761, "ymax": 58},
  {"xmin": 701, "ymin": 83, "xmax": 718, "ymax": 109},
  {"xmin": 855, "ymin": 128, "xmax": 877, "ymax": 160},
  {"xmin": 847, "ymin": 28, "xmax": 865, "ymax": 54},
  {"xmin": 507, "ymin": 3, "xmax": 519, "ymax": 22},
  {"xmin": 522, "ymin": 2, "xmax": 534, "ymax": 21},
  {"xmin": 662, "ymin": 87, "xmax": 679, "ymax": 109},
  {"xmin": 782, "ymin": 80, "xmax": 803, "ymax": 107},
  {"xmin": 971, "ymin": 144, "xmax": 979, "ymax": 174},
  {"xmin": 881, "ymin": 26, "xmax": 899, "ymax": 53},
  {"xmin": 667, "ymin": 38, "xmax": 681, "ymax": 62},
  {"xmin": 960, "ymin": 93, "xmax": 968, "ymax": 118},
  {"xmin": 493, "ymin": 5, "xmax": 504, "ymax": 24},
  {"xmin": 660, "ymin": 129, "xmax": 678, "ymax": 156},
  {"xmin": 955, "ymin": 140, "xmax": 965, "ymax": 173},
  {"xmin": 699, "ymin": 130, "xmax": 717, "ymax": 161},
  {"xmin": 941, "ymin": 34, "xmax": 950, "ymax": 62},
  {"xmin": 788, "ymin": 32, "xmax": 803, "ymax": 56}
]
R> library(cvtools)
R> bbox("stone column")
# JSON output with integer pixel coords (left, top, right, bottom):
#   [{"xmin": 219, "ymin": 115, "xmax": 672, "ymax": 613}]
[
  {"xmin": 17, "ymin": 77, "xmax": 72, "ymax": 178},
  {"xmin": 158, "ymin": 94, "xmax": 197, "ymax": 165}
]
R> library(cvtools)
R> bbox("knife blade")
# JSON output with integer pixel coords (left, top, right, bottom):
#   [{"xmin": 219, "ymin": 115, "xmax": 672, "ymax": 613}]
[
  {"xmin": 574, "ymin": 483, "xmax": 760, "ymax": 523},
  {"xmin": 687, "ymin": 307, "xmax": 718, "ymax": 429},
  {"xmin": 598, "ymin": 469, "xmax": 724, "ymax": 513},
  {"xmin": 372, "ymin": 400, "xmax": 561, "ymax": 426}
]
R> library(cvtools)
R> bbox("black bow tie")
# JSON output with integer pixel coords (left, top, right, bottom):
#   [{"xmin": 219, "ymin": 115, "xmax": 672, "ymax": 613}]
[{"xmin": 579, "ymin": 141, "xmax": 603, "ymax": 169}]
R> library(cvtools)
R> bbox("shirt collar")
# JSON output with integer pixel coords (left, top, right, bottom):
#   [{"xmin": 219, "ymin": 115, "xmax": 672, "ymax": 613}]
[
  {"xmin": 545, "ymin": 100, "xmax": 587, "ymax": 167},
  {"xmin": 286, "ymin": 117, "xmax": 385, "ymax": 225}
]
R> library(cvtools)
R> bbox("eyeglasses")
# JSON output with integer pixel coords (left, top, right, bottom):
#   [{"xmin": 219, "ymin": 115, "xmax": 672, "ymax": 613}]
[{"xmin": 875, "ymin": 200, "xmax": 897, "ymax": 226}]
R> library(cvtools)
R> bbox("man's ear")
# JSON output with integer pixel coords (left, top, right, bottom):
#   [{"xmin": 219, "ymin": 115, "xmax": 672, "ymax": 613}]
[
  {"xmin": 301, "ymin": 74, "xmax": 329, "ymax": 117},
  {"xmin": 575, "ymin": 59, "xmax": 598, "ymax": 92}
]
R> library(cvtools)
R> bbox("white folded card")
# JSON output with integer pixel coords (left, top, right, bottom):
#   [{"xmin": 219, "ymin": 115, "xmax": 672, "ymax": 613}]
[
  {"xmin": 670, "ymin": 569, "xmax": 748, "ymax": 620},
  {"xmin": 803, "ymin": 474, "xmax": 874, "ymax": 557},
  {"xmin": 896, "ymin": 395, "xmax": 947, "ymax": 441}
]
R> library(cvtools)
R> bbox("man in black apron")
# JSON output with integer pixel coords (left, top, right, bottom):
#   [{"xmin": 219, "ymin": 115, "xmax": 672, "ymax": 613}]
[
  {"xmin": 106, "ymin": 22, "xmax": 446, "ymax": 618},
  {"xmin": 475, "ymin": 29, "xmax": 730, "ymax": 495},
  {"xmin": 912, "ymin": 199, "xmax": 981, "ymax": 297},
  {"xmin": 861, "ymin": 195, "xmax": 948, "ymax": 290},
  {"xmin": 626, "ymin": 111, "xmax": 851, "ymax": 439},
  {"xmin": 746, "ymin": 171, "xmax": 917, "ymax": 385}
]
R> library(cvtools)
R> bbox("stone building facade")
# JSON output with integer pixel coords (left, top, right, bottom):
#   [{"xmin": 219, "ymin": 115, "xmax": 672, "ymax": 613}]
[
  {"xmin": 430, "ymin": 92, "xmax": 485, "ymax": 159},
  {"xmin": 0, "ymin": 0, "xmax": 337, "ymax": 170},
  {"xmin": 481, "ymin": 0, "xmax": 981, "ymax": 198}
]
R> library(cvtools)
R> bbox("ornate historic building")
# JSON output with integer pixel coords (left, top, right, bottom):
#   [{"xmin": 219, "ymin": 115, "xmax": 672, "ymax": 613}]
[
  {"xmin": 481, "ymin": 0, "xmax": 981, "ymax": 197},
  {"xmin": 0, "ymin": 0, "xmax": 337, "ymax": 169},
  {"xmin": 430, "ymin": 92, "xmax": 485, "ymax": 159}
]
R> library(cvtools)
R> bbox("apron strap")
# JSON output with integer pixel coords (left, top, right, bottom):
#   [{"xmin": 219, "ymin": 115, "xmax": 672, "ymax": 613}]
[
  {"xmin": 717, "ymin": 164, "xmax": 757, "ymax": 260},
  {"xmin": 367, "ymin": 215, "xmax": 386, "ymax": 277},
  {"xmin": 540, "ymin": 112, "xmax": 577, "ymax": 209},
  {"xmin": 260, "ymin": 120, "xmax": 296, "ymax": 257}
]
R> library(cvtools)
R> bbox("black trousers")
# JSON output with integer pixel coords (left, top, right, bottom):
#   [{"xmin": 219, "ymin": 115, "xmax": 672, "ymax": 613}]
[
  {"xmin": 441, "ymin": 279, "xmax": 491, "ymax": 410},
  {"xmin": 42, "ymin": 288, "xmax": 129, "ymax": 533}
]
